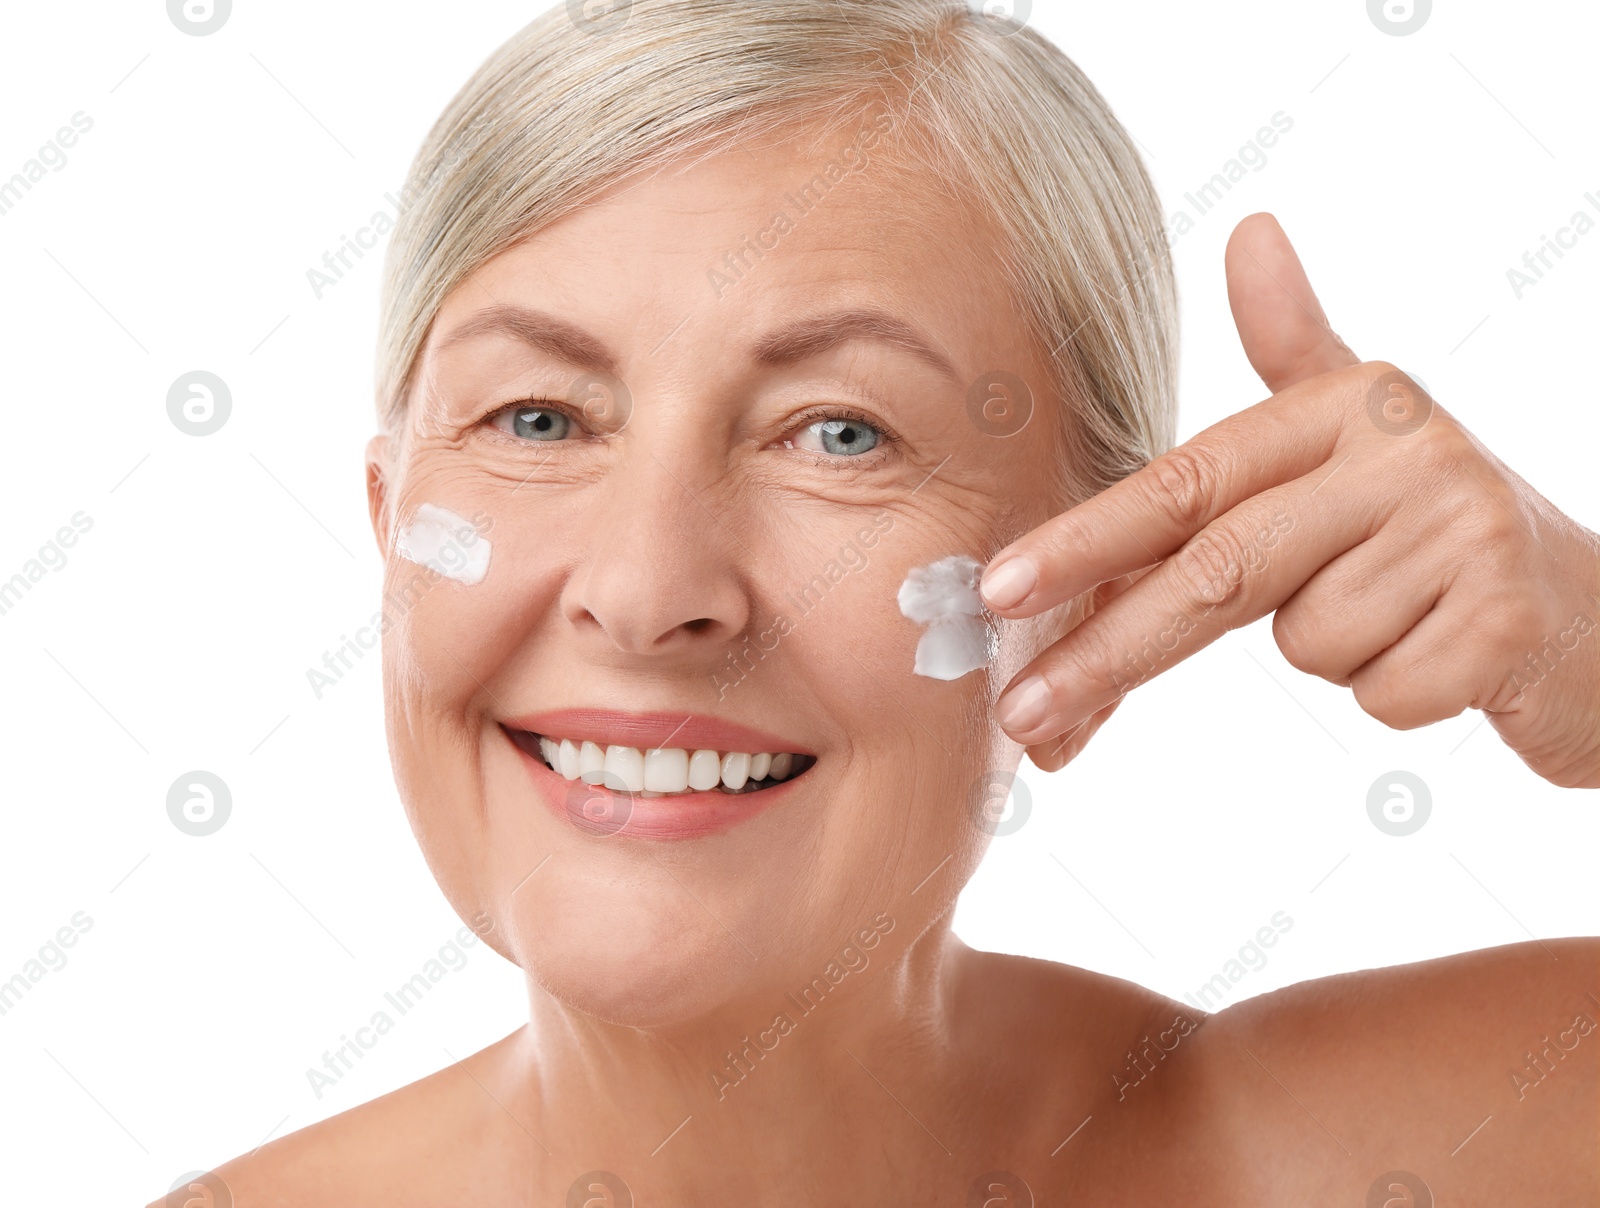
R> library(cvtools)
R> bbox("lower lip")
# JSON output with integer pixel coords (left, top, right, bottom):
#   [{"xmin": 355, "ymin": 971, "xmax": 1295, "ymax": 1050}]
[{"xmin": 508, "ymin": 735, "xmax": 805, "ymax": 840}]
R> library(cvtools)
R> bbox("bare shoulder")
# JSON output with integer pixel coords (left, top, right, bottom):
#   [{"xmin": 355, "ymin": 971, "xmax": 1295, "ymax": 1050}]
[
  {"xmin": 945, "ymin": 943, "xmax": 1198, "ymax": 1147},
  {"xmin": 950, "ymin": 941, "xmax": 1189, "ymax": 1058},
  {"xmin": 145, "ymin": 1029, "xmax": 533, "ymax": 1208},
  {"xmin": 1189, "ymin": 937, "xmax": 1600, "ymax": 1204}
]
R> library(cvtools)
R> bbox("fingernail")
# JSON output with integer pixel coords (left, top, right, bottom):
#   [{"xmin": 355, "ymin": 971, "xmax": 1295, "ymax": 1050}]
[
  {"xmin": 981, "ymin": 556, "xmax": 1037, "ymax": 610},
  {"xmin": 996, "ymin": 674, "xmax": 1052, "ymax": 733}
]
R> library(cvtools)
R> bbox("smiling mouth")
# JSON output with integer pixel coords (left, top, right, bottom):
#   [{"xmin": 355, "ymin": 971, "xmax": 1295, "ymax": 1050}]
[{"xmin": 506, "ymin": 728, "xmax": 816, "ymax": 796}]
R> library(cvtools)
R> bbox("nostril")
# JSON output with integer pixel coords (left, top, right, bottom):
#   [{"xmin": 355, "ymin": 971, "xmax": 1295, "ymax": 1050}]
[{"xmin": 683, "ymin": 617, "xmax": 715, "ymax": 635}]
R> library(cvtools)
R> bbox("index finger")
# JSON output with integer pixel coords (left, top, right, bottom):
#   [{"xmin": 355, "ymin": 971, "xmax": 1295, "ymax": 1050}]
[{"xmin": 977, "ymin": 375, "xmax": 1348, "ymax": 616}]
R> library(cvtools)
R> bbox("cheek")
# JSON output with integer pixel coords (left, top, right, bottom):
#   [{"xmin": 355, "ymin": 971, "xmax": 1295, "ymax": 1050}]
[
  {"xmin": 769, "ymin": 510, "xmax": 1005, "ymax": 836},
  {"xmin": 381, "ymin": 516, "xmax": 527, "ymax": 713},
  {"xmin": 377, "ymin": 479, "xmax": 564, "ymax": 876},
  {"xmin": 753, "ymin": 511, "xmax": 959, "ymax": 702},
  {"xmin": 379, "ymin": 481, "xmax": 575, "ymax": 934},
  {"xmin": 379, "ymin": 458, "xmax": 575, "ymax": 714}
]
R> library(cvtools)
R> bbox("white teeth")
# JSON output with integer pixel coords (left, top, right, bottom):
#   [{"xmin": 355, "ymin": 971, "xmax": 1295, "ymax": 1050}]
[
  {"xmin": 528, "ymin": 732, "xmax": 806, "ymax": 794},
  {"xmin": 720, "ymin": 751, "xmax": 750, "ymax": 790},
  {"xmin": 556, "ymin": 742, "xmax": 582, "ymax": 780},
  {"xmin": 578, "ymin": 740, "xmax": 606, "ymax": 784},
  {"xmin": 644, "ymin": 747, "xmax": 690, "ymax": 792},
  {"xmin": 604, "ymin": 744, "xmax": 645, "ymax": 793},
  {"xmin": 688, "ymin": 749, "xmax": 722, "ymax": 791}
]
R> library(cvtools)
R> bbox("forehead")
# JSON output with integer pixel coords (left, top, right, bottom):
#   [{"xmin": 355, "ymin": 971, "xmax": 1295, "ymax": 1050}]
[{"xmin": 421, "ymin": 120, "xmax": 1039, "ymax": 384}]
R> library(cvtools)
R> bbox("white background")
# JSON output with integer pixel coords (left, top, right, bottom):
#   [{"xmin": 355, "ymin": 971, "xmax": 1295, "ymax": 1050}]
[{"xmin": 0, "ymin": 0, "xmax": 1595, "ymax": 1200}]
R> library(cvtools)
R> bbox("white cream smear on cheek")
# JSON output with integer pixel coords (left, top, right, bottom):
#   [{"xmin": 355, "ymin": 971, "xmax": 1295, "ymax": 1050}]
[
  {"xmin": 897, "ymin": 555, "xmax": 991, "ymax": 680},
  {"xmin": 395, "ymin": 503, "xmax": 492, "ymax": 585}
]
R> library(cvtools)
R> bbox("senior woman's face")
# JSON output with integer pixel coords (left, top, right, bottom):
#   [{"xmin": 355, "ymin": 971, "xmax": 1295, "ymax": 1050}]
[{"xmin": 367, "ymin": 119, "xmax": 1069, "ymax": 1026}]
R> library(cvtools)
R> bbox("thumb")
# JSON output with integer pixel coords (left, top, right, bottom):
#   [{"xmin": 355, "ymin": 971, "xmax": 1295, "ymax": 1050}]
[{"xmin": 1225, "ymin": 212, "xmax": 1360, "ymax": 394}]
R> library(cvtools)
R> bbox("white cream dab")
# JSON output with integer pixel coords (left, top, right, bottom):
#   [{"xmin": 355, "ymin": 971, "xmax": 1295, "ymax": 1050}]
[
  {"xmin": 396, "ymin": 503, "xmax": 491, "ymax": 585},
  {"xmin": 897, "ymin": 555, "xmax": 991, "ymax": 680}
]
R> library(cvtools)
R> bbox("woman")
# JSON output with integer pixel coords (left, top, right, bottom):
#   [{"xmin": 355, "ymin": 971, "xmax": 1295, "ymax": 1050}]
[{"xmin": 170, "ymin": 0, "xmax": 1598, "ymax": 1202}]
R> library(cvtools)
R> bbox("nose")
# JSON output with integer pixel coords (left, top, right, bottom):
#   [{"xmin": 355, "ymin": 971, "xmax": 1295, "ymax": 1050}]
[{"xmin": 560, "ymin": 443, "xmax": 752, "ymax": 660}]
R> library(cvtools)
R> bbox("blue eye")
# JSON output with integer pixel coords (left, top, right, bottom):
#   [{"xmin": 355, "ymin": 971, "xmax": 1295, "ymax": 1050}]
[
  {"xmin": 497, "ymin": 406, "xmax": 571, "ymax": 441},
  {"xmin": 794, "ymin": 417, "xmax": 882, "ymax": 456}
]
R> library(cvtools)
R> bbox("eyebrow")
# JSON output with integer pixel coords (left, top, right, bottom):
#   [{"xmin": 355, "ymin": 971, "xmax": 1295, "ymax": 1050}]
[
  {"xmin": 752, "ymin": 307, "xmax": 961, "ymax": 383},
  {"xmin": 436, "ymin": 304, "xmax": 960, "ymax": 383},
  {"xmin": 437, "ymin": 306, "xmax": 620, "ymax": 376}
]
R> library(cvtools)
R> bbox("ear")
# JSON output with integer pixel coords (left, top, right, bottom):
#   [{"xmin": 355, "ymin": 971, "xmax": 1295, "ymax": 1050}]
[
  {"xmin": 365, "ymin": 433, "xmax": 393, "ymax": 557},
  {"xmin": 1024, "ymin": 569, "xmax": 1146, "ymax": 773}
]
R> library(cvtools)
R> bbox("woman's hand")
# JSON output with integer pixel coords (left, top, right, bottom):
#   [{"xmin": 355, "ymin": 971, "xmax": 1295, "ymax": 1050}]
[{"xmin": 982, "ymin": 213, "xmax": 1600, "ymax": 787}]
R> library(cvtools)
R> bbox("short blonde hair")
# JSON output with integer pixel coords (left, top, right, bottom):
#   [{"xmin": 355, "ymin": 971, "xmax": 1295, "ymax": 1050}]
[{"xmin": 376, "ymin": 0, "xmax": 1177, "ymax": 504}]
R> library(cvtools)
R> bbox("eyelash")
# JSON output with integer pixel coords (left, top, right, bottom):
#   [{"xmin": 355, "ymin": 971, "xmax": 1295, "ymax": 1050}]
[
  {"xmin": 480, "ymin": 398, "xmax": 587, "ymax": 441},
  {"xmin": 479, "ymin": 400, "xmax": 900, "ymax": 463},
  {"xmin": 782, "ymin": 404, "xmax": 900, "ymax": 464}
]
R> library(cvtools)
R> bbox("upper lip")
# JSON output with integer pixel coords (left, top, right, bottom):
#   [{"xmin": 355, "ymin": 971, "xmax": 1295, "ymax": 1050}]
[{"xmin": 503, "ymin": 708, "xmax": 814, "ymax": 756}]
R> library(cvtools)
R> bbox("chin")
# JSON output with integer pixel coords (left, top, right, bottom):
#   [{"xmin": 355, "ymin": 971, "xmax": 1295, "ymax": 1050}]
[{"xmin": 515, "ymin": 909, "xmax": 756, "ymax": 1029}]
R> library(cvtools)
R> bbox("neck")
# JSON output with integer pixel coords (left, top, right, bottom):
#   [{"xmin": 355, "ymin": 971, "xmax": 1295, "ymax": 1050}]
[{"xmin": 514, "ymin": 918, "xmax": 972, "ymax": 1198}]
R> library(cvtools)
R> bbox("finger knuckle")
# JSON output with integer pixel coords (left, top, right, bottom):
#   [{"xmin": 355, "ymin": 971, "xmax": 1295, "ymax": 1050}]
[
  {"xmin": 1459, "ymin": 495, "xmax": 1531, "ymax": 551},
  {"xmin": 1171, "ymin": 525, "xmax": 1255, "ymax": 611},
  {"xmin": 1271, "ymin": 607, "xmax": 1344, "ymax": 679},
  {"xmin": 1358, "ymin": 358, "xmax": 1404, "ymax": 386},
  {"xmin": 1351, "ymin": 664, "xmax": 1442, "ymax": 731},
  {"xmin": 1407, "ymin": 419, "xmax": 1473, "ymax": 475},
  {"xmin": 1346, "ymin": 359, "xmax": 1400, "ymax": 412},
  {"xmin": 1144, "ymin": 446, "xmax": 1223, "ymax": 531},
  {"xmin": 1350, "ymin": 673, "xmax": 1413, "ymax": 729},
  {"xmin": 1352, "ymin": 360, "xmax": 1442, "ymax": 439},
  {"xmin": 1477, "ymin": 589, "xmax": 1547, "ymax": 646}
]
